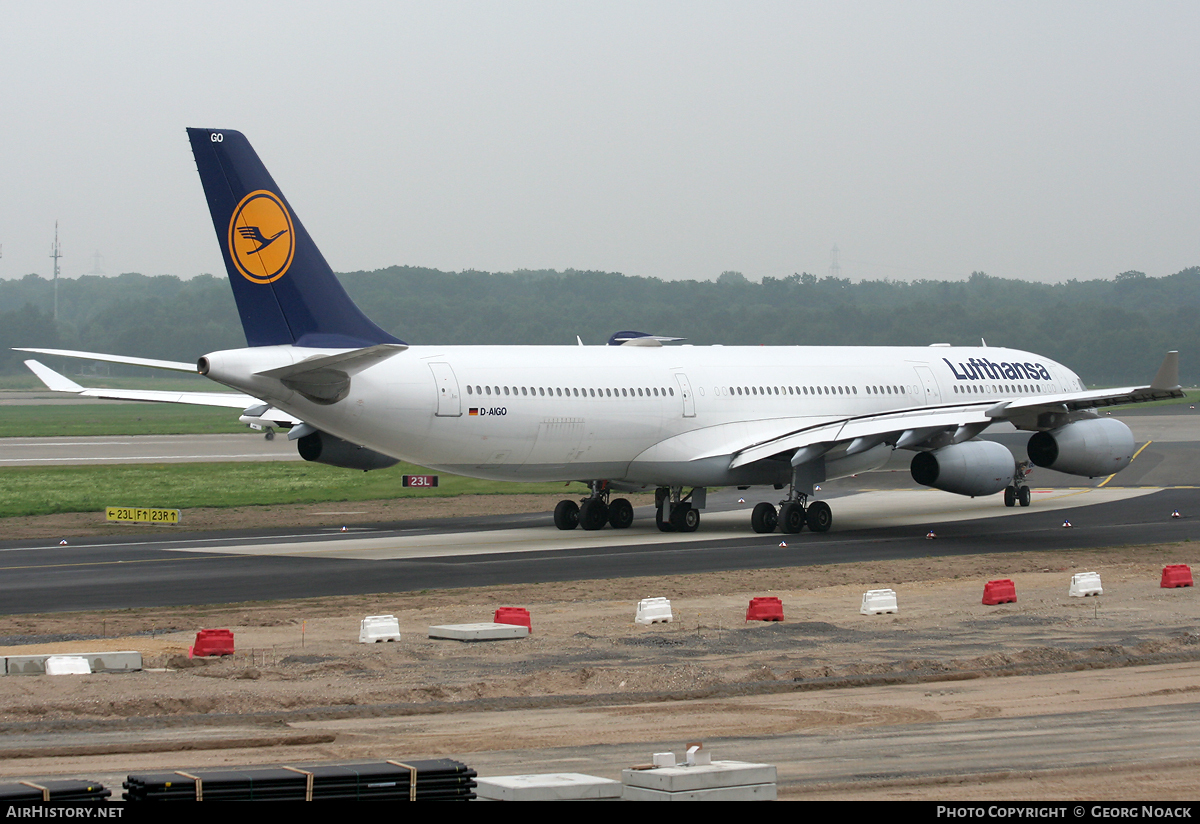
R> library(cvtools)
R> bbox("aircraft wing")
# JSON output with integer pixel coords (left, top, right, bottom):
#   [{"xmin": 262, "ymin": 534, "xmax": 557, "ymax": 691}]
[
  {"xmin": 725, "ymin": 402, "xmax": 996, "ymax": 469},
  {"xmin": 717, "ymin": 351, "xmax": 1184, "ymax": 470},
  {"xmin": 22, "ymin": 359, "xmax": 303, "ymax": 425}
]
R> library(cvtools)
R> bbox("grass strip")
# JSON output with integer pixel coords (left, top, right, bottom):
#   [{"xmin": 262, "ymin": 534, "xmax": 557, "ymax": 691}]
[
  {"xmin": 0, "ymin": 462, "xmax": 579, "ymax": 518},
  {"xmin": 0, "ymin": 404, "xmax": 247, "ymax": 437}
]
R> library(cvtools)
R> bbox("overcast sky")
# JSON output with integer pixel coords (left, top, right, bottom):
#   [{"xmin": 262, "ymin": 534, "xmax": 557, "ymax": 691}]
[{"xmin": 1, "ymin": 2, "xmax": 1196, "ymax": 285}]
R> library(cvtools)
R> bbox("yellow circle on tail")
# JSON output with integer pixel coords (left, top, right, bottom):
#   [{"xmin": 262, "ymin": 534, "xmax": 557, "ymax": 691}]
[{"xmin": 228, "ymin": 190, "xmax": 295, "ymax": 284}]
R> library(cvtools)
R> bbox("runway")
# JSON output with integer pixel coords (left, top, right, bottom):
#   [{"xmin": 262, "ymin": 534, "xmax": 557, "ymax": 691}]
[
  {"xmin": 160, "ymin": 486, "xmax": 1161, "ymax": 561},
  {"xmin": 0, "ymin": 483, "xmax": 1195, "ymax": 614},
  {"xmin": 0, "ymin": 433, "xmax": 297, "ymax": 465},
  {"xmin": 0, "ymin": 407, "xmax": 1195, "ymax": 613}
]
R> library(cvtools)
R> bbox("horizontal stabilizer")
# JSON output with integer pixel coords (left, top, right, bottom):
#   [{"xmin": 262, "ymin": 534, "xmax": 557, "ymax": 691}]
[
  {"xmin": 254, "ymin": 344, "xmax": 407, "ymax": 381},
  {"xmin": 255, "ymin": 343, "xmax": 407, "ymax": 404},
  {"xmin": 15, "ymin": 347, "xmax": 197, "ymax": 373}
]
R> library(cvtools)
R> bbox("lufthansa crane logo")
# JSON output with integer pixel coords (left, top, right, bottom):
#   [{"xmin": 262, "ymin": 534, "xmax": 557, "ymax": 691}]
[{"xmin": 228, "ymin": 190, "xmax": 295, "ymax": 284}]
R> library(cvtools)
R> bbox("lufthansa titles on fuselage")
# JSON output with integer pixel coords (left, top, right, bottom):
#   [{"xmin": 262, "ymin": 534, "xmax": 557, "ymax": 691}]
[{"xmin": 943, "ymin": 356, "xmax": 1052, "ymax": 382}]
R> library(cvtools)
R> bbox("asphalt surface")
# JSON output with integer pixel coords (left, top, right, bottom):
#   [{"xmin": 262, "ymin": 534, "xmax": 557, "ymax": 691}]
[{"xmin": 0, "ymin": 407, "xmax": 1195, "ymax": 613}]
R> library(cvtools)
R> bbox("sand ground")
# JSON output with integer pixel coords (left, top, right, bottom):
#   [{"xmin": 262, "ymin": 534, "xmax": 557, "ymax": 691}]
[{"xmin": 1, "ymin": 505, "xmax": 1198, "ymax": 800}]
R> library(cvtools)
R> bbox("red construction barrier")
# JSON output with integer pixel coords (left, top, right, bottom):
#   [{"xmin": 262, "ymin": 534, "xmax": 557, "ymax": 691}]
[
  {"xmin": 746, "ymin": 596, "xmax": 784, "ymax": 622},
  {"xmin": 494, "ymin": 607, "xmax": 532, "ymax": 633},
  {"xmin": 982, "ymin": 579, "xmax": 1017, "ymax": 605},
  {"xmin": 1161, "ymin": 565, "xmax": 1194, "ymax": 588},
  {"xmin": 190, "ymin": 629, "xmax": 235, "ymax": 658}
]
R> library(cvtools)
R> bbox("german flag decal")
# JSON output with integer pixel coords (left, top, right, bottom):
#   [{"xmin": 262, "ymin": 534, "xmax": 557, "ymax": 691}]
[{"xmin": 468, "ymin": 408, "xmax": 479, "ymax": 416}]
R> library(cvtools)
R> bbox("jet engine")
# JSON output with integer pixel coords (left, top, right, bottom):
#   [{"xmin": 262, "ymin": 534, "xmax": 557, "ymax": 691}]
[
  {"xmin": 910, "ymin": 440, "xmax": 1015, "ymax": 497},
  {"xmin": 1026, "ymin": 418, "xmax": 1134, "ymax": 478},
  {"xmin": 297, "ymin": 431, "xmax": 399, "ymax": 472}
]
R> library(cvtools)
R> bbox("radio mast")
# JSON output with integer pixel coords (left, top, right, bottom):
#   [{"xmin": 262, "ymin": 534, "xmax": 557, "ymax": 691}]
[{"xmin": 49, "ymin": 222, "xmax": 63, "ymax": 320}]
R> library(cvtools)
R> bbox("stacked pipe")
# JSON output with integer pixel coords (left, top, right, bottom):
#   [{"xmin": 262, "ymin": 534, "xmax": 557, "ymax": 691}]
[
  {"xmin": 0, "ymin": 780, "xmax": 111, "ymax": 804},
  {"xmin": 123, "ymin": 760, "xmax": 476, "ymax": 801}
]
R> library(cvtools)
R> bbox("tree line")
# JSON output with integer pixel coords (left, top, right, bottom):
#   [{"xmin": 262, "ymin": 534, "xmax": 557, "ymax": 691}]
[{"xmin": 2, "ymin": 266, "xmax": 1196, "ymax": 386}]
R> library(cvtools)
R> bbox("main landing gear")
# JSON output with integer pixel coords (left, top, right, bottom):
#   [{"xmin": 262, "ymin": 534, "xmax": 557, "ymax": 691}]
[
  {"xmin": 654, "ymin": 486, "xmax": 700, "ymax": 533},
  {"xmin": 1004, "ymin": 461, "xmax": 1033, "ymax": 508},
  {"xmin": 751, "ymin": 492, "xmax": 833, "ymax": 534},
  {"xmin": 553, "ymin": 482, "xmax": 635, "ymax": 531}
]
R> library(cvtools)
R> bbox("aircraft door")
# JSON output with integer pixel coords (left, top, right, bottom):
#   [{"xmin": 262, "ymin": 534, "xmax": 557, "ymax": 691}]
[
  {"xmin": 674, "ymin": 373, "xmax": 696, "ymax": 417},
  {"xmin": 428, "ymin": 362, "xmax": 462, "ymax": 417},
  {"xmin": 913, "ymin": 365, "xmax": 941, "ymax": 406}
]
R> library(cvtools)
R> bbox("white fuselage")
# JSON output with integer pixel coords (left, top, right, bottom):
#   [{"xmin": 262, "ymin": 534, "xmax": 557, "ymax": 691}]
[{"xmin": 202, "ymin": 343, "xmax": 1080, "ymax": 489}]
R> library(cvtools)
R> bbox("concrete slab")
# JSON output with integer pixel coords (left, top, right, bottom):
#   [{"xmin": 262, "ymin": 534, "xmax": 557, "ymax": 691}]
[
  {"xmin": 622, "ymin": 761, "xmax": 777, "ymax": 792},
  {"xmin": 5, "ymin": 651, "xmax": 143, "ymax": 676},
  {"xmin": 428, "ymin": 622, "xmax": 530, "ymax": 642},
  {"xmin": 475, "ymin": 773, "xmax": 621, "ymax": 801}
]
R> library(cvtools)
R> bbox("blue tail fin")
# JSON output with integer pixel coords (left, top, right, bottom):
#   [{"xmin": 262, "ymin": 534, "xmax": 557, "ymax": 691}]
[{"xmin": 187, "ymin": 128, "xmax": 403, "ymax": 348}]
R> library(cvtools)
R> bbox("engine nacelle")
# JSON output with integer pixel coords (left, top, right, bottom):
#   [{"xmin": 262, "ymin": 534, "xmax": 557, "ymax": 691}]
[
  {"xmin": 297, "ymin": 431, "xmax": 399, "ymax": 472},
  {"xmin": 910, "ymin": 440, "xmax": 1015, "ymax": 497},
  {"xmin": 1027, "ymin": 418, "xmax": 1134, "ymax": 478}
]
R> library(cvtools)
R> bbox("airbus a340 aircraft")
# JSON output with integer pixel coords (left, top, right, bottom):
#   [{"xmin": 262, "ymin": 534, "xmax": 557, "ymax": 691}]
[{"xmin": 20, "ymin": 129, "xmax": 1184, "ymax": 536}]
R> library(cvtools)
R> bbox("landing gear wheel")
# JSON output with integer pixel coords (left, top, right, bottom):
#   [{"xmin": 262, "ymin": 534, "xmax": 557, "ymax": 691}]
[
  {"xmin": 751, "ymin": 502, "xmax": 778, "ymax": 534},
  {"xmin": 779, "ymin": 502, "xmax": 806, "ymax": 534},
  {"xmin": 1018, "ymin": 485, "xmax": 1031, "ymax": 507},
  {"xmin": 608, "ymin": 498, "xmax": 634, "ymax": 529},
  {"xmin": 1004, "ymin": 486, "xmax": 1016, "ymax": 508},
  {"xmin": 670, "ymin": 503, "xmax": 699, "ymax": 532},
  {"xmin": 264, "ymin": 427, "xmax": 275, "ymax": 441},
  {"xmin": 655, "ymin": 504, "xmax": 675, "ymax": 532},
  {"xmin": 805, "ymin": 501, "xmax": 833, "ymax": 533},
  {"xmin": 553, "ymin": 500, "xmax": 579, "ymax": 530},
  {"xmin": 579, "ymin": 499, "xmax": 609, "ymax": 530}
]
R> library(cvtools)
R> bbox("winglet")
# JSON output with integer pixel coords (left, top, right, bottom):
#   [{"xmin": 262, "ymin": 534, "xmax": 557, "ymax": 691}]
[
  {"xmin": 1151, "ymin": 351, "xmax": 1180, "ymax": 391},
  {"xmin": 24, "ymin": 360, "xmax": 84, "ymax": 393}
]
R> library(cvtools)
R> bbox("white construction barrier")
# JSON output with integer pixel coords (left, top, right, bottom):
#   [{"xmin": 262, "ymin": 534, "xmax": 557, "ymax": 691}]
[
  {"xmin": 359, "ymin": 614, "xmax": 402, "ymax": 643},
  {"xmin": 1069, "ymin": 572, "xmax": 1104, "ymax": 597},
  {"xmin": 622, "ymin": 761, "xmax": 777, "ymax": 801},
  {"xmin": 475, "ymin": 773, "xmax": 622, "ymax": 801},
  {"xmin": 636, "ymin": 597, "xmax": 674, "ymax": 625},
  {"xmin": 860, "ymin": 589, "xmax": 898, "ymax": 615},
  {"xmin": 44, "ymin": 656, "xmax": 91, "ymax": 676},
  {"xmin": 428, "ymin": 623, "xmax": 530, "ymax": 642}
]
